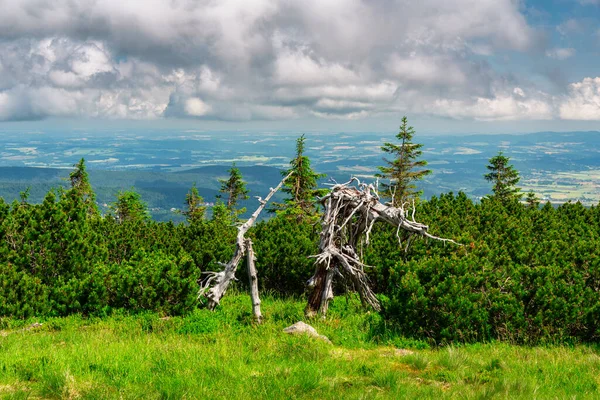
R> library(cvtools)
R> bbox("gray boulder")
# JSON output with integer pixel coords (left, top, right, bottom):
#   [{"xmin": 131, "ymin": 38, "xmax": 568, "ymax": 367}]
[{"xmin": 283, "ymin": 321, "xmax": 330, "ymax": 343}]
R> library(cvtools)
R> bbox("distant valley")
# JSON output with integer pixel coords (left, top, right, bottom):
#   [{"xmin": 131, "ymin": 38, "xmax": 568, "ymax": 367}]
[{"xmin": 1, "ymin": 129, "xmax": 599, "ymax": 220}]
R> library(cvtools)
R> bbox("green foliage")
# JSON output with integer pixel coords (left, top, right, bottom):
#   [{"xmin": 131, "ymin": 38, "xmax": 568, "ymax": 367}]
[
  {"xmin": 0, "ymin": 263, "xmax": 48, "ymax": 318},
  {"xmin": 526, "ymin": 190, "xmax": 540, "ymax": 209},
  {"xmin": 484, "ymin": 151, "xmax": 522, "ymax": 202},
  {"xmin": 210, "ymin": 200, "xmax": 234, "ymax": 225},
  {"xmin": 270, "ymin": 135, "xmax": 327, "ymax": 220},
  {"xmin": 376, "ymin": 117, "xmax": 431, "ymax": 205},
  {"xmin": 180, "ymin": 218, "xmax": 236, "ymax": 272},
  {"xmin": 378, "ymin": 194, "xmax": 600, "ymax": 344},
  {"xmin": 217, "ymin": 163, "xmax": 249, "ymax": 219},
  {"xmin": 106, "ymin": 250, "xmax": 197, "ymax": 316},
  {"xmin": 0, "ymin": 155, "xmax": 599, "ymax": 348},
  {"xmin": 110, "ymin": 190, "xmax": 150, "ymax": 223},
  {"xmin": 181, "ymin": 183, "xmax": 206, "ymax": 223},
  {"xmin": 69, "ymin": 158, "xmax": 98, "ymax": 216},
  {"xmin": 249, "ymin": 214, "xmax": 318, "ymax": 294}
]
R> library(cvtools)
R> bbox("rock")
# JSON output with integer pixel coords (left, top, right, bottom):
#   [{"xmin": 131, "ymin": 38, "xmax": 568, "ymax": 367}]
[
  {"xmin": 395, "ymin": 349, "xmax": 415, "ymax": 356},
  {"xmin": 283, "ymin": 321, "xmax": 331, "ymax": 343}
]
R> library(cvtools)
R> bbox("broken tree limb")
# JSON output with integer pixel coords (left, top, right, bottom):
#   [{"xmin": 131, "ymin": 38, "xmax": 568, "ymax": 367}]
[
  {"xmin": 199, "ymin": 172, "xmax": 293, "ymax": 310},
  {"xmin": 305, "ymin": 178, "xmax": 461, "ymax": 318},
  {"xmin": 245, "ymin": 238, "xmax": 262, "ymax": 322}
]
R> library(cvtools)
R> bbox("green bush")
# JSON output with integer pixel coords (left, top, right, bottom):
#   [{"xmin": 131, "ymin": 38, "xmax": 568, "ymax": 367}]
[
  {"xmin": 379, "ymin": 195, "xmax": 600, "ymax": 344},
  {"xmin": 0, "ymin": 263, "xmax": 48, "ymax": 318},
  {"xmin": 250, "ymin": 215, "xmax": 318, "ymax": 294},
  {"xmin": 107, "ymin": 250, "xmax": 198, "ymax": 316}
]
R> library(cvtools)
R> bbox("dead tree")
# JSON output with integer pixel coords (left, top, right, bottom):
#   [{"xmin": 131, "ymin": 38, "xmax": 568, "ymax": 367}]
[
  {"xmin": 199, "ymin": 173, "xmax": 292, "ymax": 320},
  {"xmin": 245, "ymin": 239, "xmax": 262, "ymax": 322},
  {"xmin": 306, "ymin": 178, "xmax": 460, "ymax": 317}
]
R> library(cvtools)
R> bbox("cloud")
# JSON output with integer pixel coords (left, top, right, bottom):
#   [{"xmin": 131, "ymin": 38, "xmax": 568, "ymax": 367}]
[
  {"xmin": 557, "ymin": 19, "xmax": 583, "ymax": 35},
  {"xmin": 559, "ymin": 77, "xmax": 600, "ymax": 120},
  {"xmin": 386, "ymin": 54, "xmax": 467, "ymax": 86},
  {"xmin": 546, "ymin": 48, "xmax": 576, "ymax": 60},
  {"xmin": 184, "ymin": 98, "xmax": 212, "ymax": 117},
  {"xmin": 0, "ymin": 0, "xmax": 586, "ymax": 123},
  {"xmin": 432, "ymin": 94, "xmax": 553, "ymax": 121}
]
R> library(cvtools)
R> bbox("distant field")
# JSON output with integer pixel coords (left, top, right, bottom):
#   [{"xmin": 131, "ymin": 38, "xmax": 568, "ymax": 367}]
[
  {"xmin": 1, "ymin": 294, "xmax": 599, "ymax": 399},
  {"xmin": 1, "ymin": 130, "xmax": 600, "ymax": 217},
  {"xmin": 522, "ymin": 169, "xmax": 600, "ymax": 204}
]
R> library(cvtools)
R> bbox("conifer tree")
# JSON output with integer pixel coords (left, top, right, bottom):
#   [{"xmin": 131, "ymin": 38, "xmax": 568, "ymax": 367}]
[
  {"xmin": 19, "ymin": 187, "xmax": 30, "ymax": 205},
  {"xmin": 376, "ymin": 117, "xmax": 431, "ymax": 206},
  {"xmin": 271, "ymin": 134, "xmax": 326, "ymax": 219},
  {"xmin": 484, "ymin": 151, "xmax": 522, "ymax": 202},
  {"xmin": 217, "ymin": 163, "xmax": 249, "ymax": 218},
  {"xmin": 111, "ymin": 190, "xmax": 150, "ymax": 223},
  {"xmin": 68, "ymin": 158, "xmax": 98, "ymax": 216},
  {"xmin": 210, "ymin": 201, "xmax": 232, "ymax": 224},
  {"xmin": 525, "ymin": 190, "xmax": 540, "ymax": 209},
  {"xmin": 182, "ymin": 183, "xmax": 206, "ymax": 223}
]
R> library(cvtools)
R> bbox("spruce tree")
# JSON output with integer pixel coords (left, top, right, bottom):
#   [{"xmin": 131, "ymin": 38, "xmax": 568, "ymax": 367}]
[
  {"xmin": 182, "ymin": 183, "xmax": 206, "ymax": 223},
  {"xmin": 271, "ymin": 134, "xmax": 327, "ymax": 219},
  {"xmin": 376, "ymin": 117, "xmax": 431, "ymax": 206},
  {"xmin": 217, "ymin": 163, "xmax": 249, "ymax": 218},
  {"xmin": 110, "ymin": 190, "xmax": 150, "ymax": 223},
  {"xmin": 68, "ymin": 158, "xmax": 98, "ymax": 216},
  {"xmin": 526, "ymin": 190, "xmax": 540, "ymax": 209},
  {"xmin": 484, "ymin": 151, "xmax": 522, "ymax": 202}
]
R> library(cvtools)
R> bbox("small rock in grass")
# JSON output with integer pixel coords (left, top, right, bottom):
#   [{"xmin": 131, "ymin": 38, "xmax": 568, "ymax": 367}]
[
  {"xmin": 283, "ymin": 321, "xmax": 331, "ymax": 343},
  {"xmin": 395, "ymin": 349, "xmax": 415, "ymax": 356}
]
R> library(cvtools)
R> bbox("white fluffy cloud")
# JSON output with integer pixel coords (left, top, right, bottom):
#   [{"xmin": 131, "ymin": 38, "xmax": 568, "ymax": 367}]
[
  {"xmin": 559, "ymin": 77, "xmax": 600, "ymax": 120},
  {"xmin": 0, "ymin": 0, "xmax": 591, "ymax": 122}
]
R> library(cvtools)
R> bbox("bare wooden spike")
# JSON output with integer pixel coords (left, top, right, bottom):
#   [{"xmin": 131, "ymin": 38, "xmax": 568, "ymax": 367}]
[
  {"xmin": 245, "ymin": 239, "xmax": 262, "ymax": 323},
  {"xmin": 200, "ymin": 172, "xmax": 292, "ymax": 310},
  {"xmin": 306, "ymin": 178, "xmax": 461, "ymax": 317}
]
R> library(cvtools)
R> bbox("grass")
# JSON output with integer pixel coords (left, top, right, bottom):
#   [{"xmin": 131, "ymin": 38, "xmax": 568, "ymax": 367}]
[{"xmin": 0, "ymin": 294, "xmax": 599, "ymax": 399}]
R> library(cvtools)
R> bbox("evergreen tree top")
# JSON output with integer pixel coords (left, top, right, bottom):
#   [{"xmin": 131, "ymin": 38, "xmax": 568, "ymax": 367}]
[
  {"xmin": 182, "ymin": 183, "xmax": 206, "ymax": 223},
  {"xmin": 271, "ymin": 134, "xmax": 326, "ymax": 220},
  {"xmin": 484, "ymin": 151, "xmax": 522, "ymax": 202},
  {"xmin": 376, "ymin": 117, "xmax": 431, "ymax": 206},
  {"xmin": 217, "ymin": 163, "xmax": 249, "ymax": 219}
]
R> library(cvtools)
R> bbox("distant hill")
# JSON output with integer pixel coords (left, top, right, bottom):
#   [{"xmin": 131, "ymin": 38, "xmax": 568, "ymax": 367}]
[
  {"xmin": 0, "ymin": 165, "xmax": 285, "ymax": 222},
  {"xmin": 1, "ymin": 130, "xmax": 599, "ymax": 215}
]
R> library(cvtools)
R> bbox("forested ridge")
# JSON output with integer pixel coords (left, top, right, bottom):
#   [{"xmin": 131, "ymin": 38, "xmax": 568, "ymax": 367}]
[{"xmin": 1, "ymin": 129, "xmax": 599, "ymax": 346}]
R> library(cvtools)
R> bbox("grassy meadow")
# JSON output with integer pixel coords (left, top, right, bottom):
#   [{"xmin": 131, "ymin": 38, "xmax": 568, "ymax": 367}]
[{"xmin": 1, "ymin": 293, "xmax": 599, "ymax": 399}]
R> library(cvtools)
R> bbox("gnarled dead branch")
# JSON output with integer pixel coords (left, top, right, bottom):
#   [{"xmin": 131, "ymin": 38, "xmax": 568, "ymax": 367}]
[
  {"xmin": 306, "ymin": 178, "xmax": 461, "ymax": 317},
  {"xmin": 199, "ymin": 172, "xmax": 292, "ymax": 315}
]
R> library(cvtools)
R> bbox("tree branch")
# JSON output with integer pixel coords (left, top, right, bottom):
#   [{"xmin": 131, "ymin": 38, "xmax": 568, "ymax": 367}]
[{"xmin": 201, "ymin": 172, "xmax": 293, "ymax": 310}]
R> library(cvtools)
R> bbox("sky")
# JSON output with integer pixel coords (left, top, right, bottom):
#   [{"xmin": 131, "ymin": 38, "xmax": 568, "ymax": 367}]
[{"xmin": 0, "ymin": 0, "xmax": 599, "ymax": 134}]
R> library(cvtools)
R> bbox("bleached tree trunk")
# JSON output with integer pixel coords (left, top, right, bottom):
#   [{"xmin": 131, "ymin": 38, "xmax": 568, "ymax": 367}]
[
  {"xmin": 305, "ymin": 178, "xmax": 460, "ymax": 317},
  {"xmin": 245, "ymin": 238, "xmax": 262, "ymax": 322},
  {"xmin": 199, "ymin": 173, "xmax": 292, "ymax": 310}
]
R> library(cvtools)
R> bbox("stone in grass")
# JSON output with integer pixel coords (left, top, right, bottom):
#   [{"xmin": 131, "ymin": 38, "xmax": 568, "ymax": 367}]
[{"xmin": 283, "ymin": 321, "xmax": 331, "ymax": 343}]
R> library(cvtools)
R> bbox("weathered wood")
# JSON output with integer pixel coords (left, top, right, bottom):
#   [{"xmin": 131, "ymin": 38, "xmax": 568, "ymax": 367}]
[
  {"xmin": 245, "ymin": 238, "xmax": 262, "ymax": 322},
  {"xmin": 306, "ymin": 178, "xmax": 460, "ymax": 317},
  {"xmin": 199, "ymin": 172, "xmax": 292, "ymax": 310}
]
